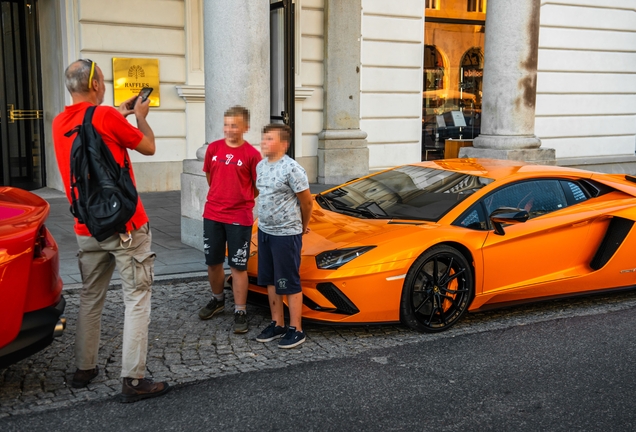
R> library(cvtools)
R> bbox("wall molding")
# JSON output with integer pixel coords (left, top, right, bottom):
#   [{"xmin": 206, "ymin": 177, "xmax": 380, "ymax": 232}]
[
  {"xmin": 176, "ymin": 85, "xmax": 205, "ymax": 102},
  {"xmin": 295, "ymin": 86, "xmax": 314, "ymax": 101}
]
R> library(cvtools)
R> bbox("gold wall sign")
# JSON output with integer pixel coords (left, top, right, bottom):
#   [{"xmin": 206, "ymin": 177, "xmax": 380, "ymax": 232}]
[{"xmin": 112, "ymin": 58, "xmax": 160, "ymax": 107}]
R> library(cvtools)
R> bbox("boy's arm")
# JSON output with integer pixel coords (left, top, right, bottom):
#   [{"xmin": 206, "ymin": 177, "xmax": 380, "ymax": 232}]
[
  {"xmin": 252, "ymin": 153, "xmax": 261, "ymax": 198},
  {"xmin": 296, "ymin": 189, "xmax": 313, "ymax": 234},
  {"xmin": 203, "ymin": 144, "xmax": 212, "ymax": 186}
]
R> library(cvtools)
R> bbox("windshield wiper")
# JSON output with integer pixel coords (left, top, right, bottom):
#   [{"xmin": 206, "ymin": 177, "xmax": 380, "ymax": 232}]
[
  {"xmin": 316, "ymin": 194, "xmax": 337, "ymax": 212},
  {"xmin": 332, "ymin": 200, "xmax": 387, "ymax": 219},
  {"xmin": 355, "ymin": 201, "xmax": 388, "ymax": 217},
  {"xmin": 317, "ymin": 195, "xmax": 388, "ymax": 219}
]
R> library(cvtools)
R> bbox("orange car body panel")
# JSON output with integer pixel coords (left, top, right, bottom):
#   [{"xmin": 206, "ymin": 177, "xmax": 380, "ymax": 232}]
[{"xmin": 246, "ymin": 159, "xmax": 636, "ymax": 325}]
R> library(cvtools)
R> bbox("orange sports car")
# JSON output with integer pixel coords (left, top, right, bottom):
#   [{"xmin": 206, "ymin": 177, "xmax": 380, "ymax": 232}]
[{"xmin": 246, "ymin": 158, "xmax": 636, "ymax": 332}]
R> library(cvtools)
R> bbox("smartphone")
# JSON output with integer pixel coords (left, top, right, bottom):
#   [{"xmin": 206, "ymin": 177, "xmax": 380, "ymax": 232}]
[{"xmin": 129, "ymin": 87, "xmax": 153, "ymax": 109}]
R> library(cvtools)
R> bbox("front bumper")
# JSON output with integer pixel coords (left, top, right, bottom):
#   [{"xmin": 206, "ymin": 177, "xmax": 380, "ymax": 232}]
[{"xmin": 247, "ymin": 268, "xmax": 407, "ymax": 325}]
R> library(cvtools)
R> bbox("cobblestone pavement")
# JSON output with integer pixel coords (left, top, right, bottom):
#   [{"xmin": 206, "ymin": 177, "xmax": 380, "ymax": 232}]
[{"xmin": 2, "ymin": 280, "xmax": 636, "ymax": 419}]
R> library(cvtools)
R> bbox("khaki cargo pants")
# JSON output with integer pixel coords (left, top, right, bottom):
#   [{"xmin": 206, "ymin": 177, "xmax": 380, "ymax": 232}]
[{"xmin": 75, "ymin": 223, "xmax": 155, "ymax": 379}]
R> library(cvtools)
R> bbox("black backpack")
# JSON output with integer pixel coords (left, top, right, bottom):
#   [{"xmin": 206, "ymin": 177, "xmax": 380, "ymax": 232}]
[{"xmin": 65, "ymin": 105, "xmax": 138, "ymax": 241}]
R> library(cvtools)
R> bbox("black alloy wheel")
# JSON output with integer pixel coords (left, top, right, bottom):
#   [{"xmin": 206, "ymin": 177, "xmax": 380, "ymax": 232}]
[{"xmin": 400, "ymin": 245, "xmax": 474, "ymax": 332}]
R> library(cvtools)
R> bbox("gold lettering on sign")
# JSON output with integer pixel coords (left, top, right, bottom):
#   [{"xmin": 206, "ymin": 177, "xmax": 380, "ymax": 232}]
[
  {"xmin": 113, "ymin": 58, "xmax": 160, "ymax": 107},
  {"xmin": 463, "ymin": 69, "xmax": 483, "ymax": 78}
]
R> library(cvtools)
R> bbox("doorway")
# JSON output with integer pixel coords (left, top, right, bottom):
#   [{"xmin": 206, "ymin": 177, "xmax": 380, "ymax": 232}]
[
  {"xmin": 270, "ymin": 0, "xmax": 295, "ymax": 156},
  {"xmin": 0, "ymin": 0, "xmax": 45, "ymax": 190}
]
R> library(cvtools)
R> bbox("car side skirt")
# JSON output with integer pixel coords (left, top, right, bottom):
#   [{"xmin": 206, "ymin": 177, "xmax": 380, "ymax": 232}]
[{"xmin": 469, "ymin": 284, "xmax": 636, "ymax": 313}]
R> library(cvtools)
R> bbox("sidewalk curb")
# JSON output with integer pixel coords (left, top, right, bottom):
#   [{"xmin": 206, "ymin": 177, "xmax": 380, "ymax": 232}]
[{"xmin": 62, "ymin": 271, "xmax": 212, "ymax": 294}]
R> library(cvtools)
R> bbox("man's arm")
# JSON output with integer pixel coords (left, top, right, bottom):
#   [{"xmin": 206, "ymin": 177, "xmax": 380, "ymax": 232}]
[
  {"xmin": 132, "ymin": 98, "xmax": 155, "ymax": 155},
  {"xmin": 296, "ymin": 189, "xmax": 313, "ymax": 234},
  {"xmin": 206, "ymin": 172, "xmax": 211, "ymax": 186}
]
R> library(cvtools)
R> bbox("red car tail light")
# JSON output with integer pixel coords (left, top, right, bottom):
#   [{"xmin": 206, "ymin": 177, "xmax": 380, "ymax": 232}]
[{"xmin": 33, "ymin": 225, "xmax": 50, "ymax": 258}]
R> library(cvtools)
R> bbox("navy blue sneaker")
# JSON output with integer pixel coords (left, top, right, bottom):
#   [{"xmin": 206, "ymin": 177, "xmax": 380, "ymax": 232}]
[
  {"xmin": 278, "ymin": 326, "xmax": 306, "ymax": 349},
  {"xmin": 256, "ymin": 321, "xmax": 287, "ymax": 342}
]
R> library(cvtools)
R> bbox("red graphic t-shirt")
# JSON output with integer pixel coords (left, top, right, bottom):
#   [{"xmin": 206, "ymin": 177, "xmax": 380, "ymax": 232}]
[
  {"xmin": 52, "ymin": 102, "xmax": 148, "ymax": 236},
  {"xmin": 202, "ymin": 139, "xmax": 261, "ymax": 226}
]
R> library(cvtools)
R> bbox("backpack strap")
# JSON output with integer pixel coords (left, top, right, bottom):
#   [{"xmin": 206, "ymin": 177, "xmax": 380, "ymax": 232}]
[
  {"xmin": 65, "ymin": 105, "xmax": 97, "ymax": 138},
  {"xmin": 64, "ymin": 125, "xmax": 80, "ymax": 138},
  {"xmin": 83, "ymin": 105, "xmax": 97, "ymax": 127},
  {"xmin": 68, "ymin": 105, "xmax": 98, "ymax": 221}
]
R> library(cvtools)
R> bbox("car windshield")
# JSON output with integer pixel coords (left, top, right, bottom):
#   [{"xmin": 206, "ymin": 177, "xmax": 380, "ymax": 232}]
[{"xmin": 317, "ymin": 165, "xmax": 494, "ymax": 221}]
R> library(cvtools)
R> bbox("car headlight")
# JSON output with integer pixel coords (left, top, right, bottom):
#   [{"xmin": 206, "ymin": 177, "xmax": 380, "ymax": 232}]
[{"xmin": 315, "ymin": 246, "xmax": 376, "ymax": 270}]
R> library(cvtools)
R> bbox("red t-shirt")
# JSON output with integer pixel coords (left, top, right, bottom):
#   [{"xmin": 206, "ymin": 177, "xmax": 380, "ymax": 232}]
[
  {"xmin": 202, "ymin": 139, "xmax": 261, "ymax": 226},
  {"xmin": 52, "ymin": 102, "xmax": 148, "ymax": 236}
]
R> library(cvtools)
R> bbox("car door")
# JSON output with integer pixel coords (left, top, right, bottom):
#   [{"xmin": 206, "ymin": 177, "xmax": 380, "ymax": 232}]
[{"xmin": 479, "ymin": 179, "xmax": 601, "ymax": 295}]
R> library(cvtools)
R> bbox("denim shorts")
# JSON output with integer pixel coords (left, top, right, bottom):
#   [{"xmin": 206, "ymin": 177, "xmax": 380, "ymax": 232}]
[
  {"xmin": 257, "ymin": 229, "xmax": 302, "ymax": 295},
  {"xmin": 203, "ymin": 218, "xmax": 252, "ymax": 270}
]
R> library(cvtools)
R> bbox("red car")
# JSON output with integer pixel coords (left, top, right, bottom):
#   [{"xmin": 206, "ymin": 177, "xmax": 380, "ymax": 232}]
[{"xmin": 0, "ymin": 187, "xmax": 65, "ymax": 368}]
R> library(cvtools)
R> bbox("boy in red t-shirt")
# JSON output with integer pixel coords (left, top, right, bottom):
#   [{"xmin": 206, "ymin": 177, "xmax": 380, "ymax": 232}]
[{"xmin": 199, "ymin": 106, "xmax": 262, "ymax": 333}]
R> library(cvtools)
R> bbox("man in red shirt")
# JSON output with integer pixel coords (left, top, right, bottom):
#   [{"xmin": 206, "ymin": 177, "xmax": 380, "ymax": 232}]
[
  {"xmin": 52, "ymin": 59, "xmax": 169, "ymax": 403},
  {"xmin": 199, "ymin": 106, "xmax": 261, "ymax": 334}
]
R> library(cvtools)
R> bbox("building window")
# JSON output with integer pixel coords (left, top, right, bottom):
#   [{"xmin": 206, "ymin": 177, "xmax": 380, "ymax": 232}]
[
  {"xmin": 423, "ymin": 0, "xmax": 487, "ymax": 161},
  {"xmin": 424, "ymin": 45, "xmax": 444, "ymax": 92},
  {"xmin": 425, "ymin": 0, "xmax": 439, "ymax": 10},
  {"xmin": 467, "ymin": 0, "xmax": 486, "ymax": 13}
]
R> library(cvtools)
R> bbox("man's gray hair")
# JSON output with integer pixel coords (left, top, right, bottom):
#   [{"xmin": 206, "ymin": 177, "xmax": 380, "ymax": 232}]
[{"xmin": 65, "ymin": 60, "xmax": 93, "ymax": 94}]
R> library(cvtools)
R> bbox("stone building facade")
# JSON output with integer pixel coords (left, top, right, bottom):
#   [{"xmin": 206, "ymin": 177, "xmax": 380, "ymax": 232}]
[{"xmin": 1, "ymin": 0, "xmax": 634, "ymax": 247}]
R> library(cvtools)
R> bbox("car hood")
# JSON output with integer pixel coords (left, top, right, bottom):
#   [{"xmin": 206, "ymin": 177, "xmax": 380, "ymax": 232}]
[{"xmin": 303, "ymin": 205, "xmax": 435, "ymax": 255}]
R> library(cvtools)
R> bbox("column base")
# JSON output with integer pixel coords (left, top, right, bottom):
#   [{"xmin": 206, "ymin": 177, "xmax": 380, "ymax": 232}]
[
  {"xmin": 180, "ymin": 159, "xmax": 206, "ymax": 250},
  {"xmin": 473, "ymin": 134, "xmax": 541, "ymax": 150},
  {"xmin": 317, "ymin": 129, "xmax": 369, "ymax": 184},
  {"xmin": 458, "ymin": 147, "xmax": 556, "ymax": 165}
]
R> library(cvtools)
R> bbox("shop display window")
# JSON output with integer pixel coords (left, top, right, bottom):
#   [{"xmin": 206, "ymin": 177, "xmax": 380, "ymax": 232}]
[{"xmin": 422, "ymin": 1, "xmax": 486, "ymax": 160}]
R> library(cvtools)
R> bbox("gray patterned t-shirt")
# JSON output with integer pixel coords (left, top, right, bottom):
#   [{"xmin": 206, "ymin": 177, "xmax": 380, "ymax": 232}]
[{"xmin": 256, "ymin": 155, "xmax": 310, "ymax": 236}]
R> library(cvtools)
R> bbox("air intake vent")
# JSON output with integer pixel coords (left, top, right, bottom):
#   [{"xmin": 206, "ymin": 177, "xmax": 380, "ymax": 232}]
[
  {"xmin": 316, "ymin": 283, "xmax": 360, "ymax": 315},
  {"xmin": 590, "ymin": 217, "xmax": 634, "ymax": 270}
]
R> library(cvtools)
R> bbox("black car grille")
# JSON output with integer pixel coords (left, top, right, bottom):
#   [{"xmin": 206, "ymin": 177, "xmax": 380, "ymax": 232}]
[
  {"xmin": 249, "ymin": 277, "xmax": 359, "ymax": 315},
  {"xmin": 248, "ymin": 276, "xmax": 266, "ymax": 287},
  {"xmin": 316, "ymin": 283, "xmax": 360, "ymax": 315}
]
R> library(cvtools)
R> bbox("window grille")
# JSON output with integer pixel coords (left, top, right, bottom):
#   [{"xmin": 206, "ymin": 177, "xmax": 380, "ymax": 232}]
[{"xmin": 467, "ymin": 0, "xmax": 486, "ymax": 13}]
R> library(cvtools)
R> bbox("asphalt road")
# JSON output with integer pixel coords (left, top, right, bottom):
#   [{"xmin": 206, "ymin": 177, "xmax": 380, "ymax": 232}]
[{"xmin": 3, "ymin": 305, "xmax": 635, "ymax": 432}]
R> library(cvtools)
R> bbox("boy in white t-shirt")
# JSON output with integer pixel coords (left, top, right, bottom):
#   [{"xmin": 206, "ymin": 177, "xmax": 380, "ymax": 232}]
[{"xmin": 254, "ymin": 124, "xmax": 313, "ymax": 348}]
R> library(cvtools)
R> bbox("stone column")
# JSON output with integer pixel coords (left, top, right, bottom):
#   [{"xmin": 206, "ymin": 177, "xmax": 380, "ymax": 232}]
[
  {"xmin": 459, "ymin": 0, "xmax": 555, "ymax": 163},
  {"xmin": 181, "ymin": 1, "xmax": 269, "ymax": 249},
  {"xmin": 317, "ymin": 0, "xmax": 369, "ymax": 184}
]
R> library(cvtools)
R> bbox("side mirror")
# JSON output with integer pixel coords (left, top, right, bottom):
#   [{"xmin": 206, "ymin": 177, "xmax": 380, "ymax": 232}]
[{"xmin": 489, "ymin": 207, "xmax": 529, "ymax": 236}]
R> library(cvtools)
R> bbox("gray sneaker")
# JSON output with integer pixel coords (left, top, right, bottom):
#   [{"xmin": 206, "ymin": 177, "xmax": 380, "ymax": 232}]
[
  {"xmin": 198, "ymin": 297, "xmax": 225, "ymax": 320},
  {"xmin": 234, "ymin": 310, "xmax": 248, "ymax": 334}
]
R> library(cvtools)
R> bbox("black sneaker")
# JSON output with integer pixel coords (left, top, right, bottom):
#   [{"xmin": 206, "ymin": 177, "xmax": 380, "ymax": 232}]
[
  {"xmin": 118, "ymin": 378, "xmax": 171, "ymax": 403},
  {"xmin": 256, "ymin": 321, "xmax": 287, "ymax": 342},
  {"xmin": 234, "ymin": 310, "xmax": 248, "ymax": 334},
  {"xmin": 278, "ymin": 327, "xmax": 306, "ymax": 349},
  {"xmin": 198, "ymin": 297, "xmax": 225, "ymax": 320},
  {"xmin": 71, "ymin": 366, "xmax": 99, "ymax": 388}
]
